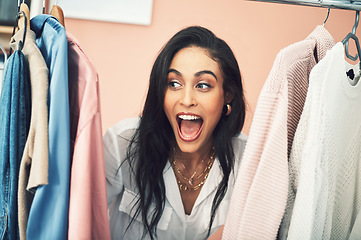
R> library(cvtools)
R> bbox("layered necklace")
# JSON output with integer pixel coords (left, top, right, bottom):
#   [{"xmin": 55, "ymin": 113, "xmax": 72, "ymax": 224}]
[{"xmin": 171, "ymin": 148, "xmax": 215, "ymax": 191}]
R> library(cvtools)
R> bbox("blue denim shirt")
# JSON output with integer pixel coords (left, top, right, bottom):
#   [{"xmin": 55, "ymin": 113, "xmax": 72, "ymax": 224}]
[
  {"xmin": 27, "ymin": 15, "xmax": 70, "ymax": 240},
  {"xmin": 0, "ymin": 50, "xmax": 31, "ymax": 240}
]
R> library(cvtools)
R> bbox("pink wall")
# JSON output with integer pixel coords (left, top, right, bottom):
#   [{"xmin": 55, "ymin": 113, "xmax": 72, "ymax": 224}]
[{"xmin": 64, "ymin": 0, "xmax": 357, "ymax": 135}]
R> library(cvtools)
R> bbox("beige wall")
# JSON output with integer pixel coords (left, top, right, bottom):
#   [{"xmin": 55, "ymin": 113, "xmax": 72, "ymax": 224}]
[{"xmin": 64, "ymin": 0, "xmax": 357, "ymax": 135}]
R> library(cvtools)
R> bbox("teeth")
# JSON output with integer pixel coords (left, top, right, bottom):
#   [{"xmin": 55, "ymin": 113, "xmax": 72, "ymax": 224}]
[{"xmin": 178, "ymin": 115, "xmax": 201, "ymax": 121}]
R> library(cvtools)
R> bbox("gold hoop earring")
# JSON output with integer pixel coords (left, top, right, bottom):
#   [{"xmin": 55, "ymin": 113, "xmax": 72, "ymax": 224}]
[{"xmin": 226, "ymin": 104, "xmax": 232, "ymax": 116}]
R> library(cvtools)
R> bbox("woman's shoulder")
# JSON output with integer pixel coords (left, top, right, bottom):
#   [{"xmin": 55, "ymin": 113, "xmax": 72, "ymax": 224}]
[
  {"xmin": 235, "ymin": 132, "xmax": 248, "ymax": 142},
  {"xmin": 105, "ymin": 117, "xmax": 140, "ymax": 138},
  {"xmin": 103, "ymin": 117, "xmax": 140, "ymax": 160},
  {"xmin": 232, "ymin": 132, "xmax": 248, "ymax": 148},
  {"xmin": 231, "ymin": 132, "xmax": 248, "ymax": 171},
  {"xmin": 103, "ymin": 117, "xmax": 140, "ymax": 185}
]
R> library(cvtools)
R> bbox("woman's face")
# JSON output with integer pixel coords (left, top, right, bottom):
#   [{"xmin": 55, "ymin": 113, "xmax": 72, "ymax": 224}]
[{"xmin": 164, "ymin": 46, "xmax": 225, "ymax": 154}]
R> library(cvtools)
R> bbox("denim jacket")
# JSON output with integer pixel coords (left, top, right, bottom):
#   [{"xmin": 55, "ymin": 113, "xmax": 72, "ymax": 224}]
[{"xmin": 0, "ymin": 50, "xmax": 31, "ymax": 240}]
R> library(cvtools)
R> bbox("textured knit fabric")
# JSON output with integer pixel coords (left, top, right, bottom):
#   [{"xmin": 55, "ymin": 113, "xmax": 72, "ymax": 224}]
[
  {"xmin": 349, "ymin": 212, "xmax": 361, "ymax": 240},
  {"xmin": 10, "ymin": 29, "xmax": 49, "ymax": 240},
  {"xmin": 279, "ymin": 27, "xmax": 335, "ymax": 240},
  {"xmin": 27, "ymin": 15, "xmax": 70, "ymax": 240},
  {"xmin": 222, "ymin": 26, "xmax": 334, "ymax": 240},
  {"xmin": 67, "ymin": 32, "xmax": 111, "ymax": 240},
  {"xmin": 286, "ymin": 42, "xmax": 361, "ymax": 240},
  {"xmin": 0, "ymin": 49, "xmax": 31, "ymax": 240},
  {"xmin": 105, "ymin": 117, "xmax": 247, "ymax": 240}
]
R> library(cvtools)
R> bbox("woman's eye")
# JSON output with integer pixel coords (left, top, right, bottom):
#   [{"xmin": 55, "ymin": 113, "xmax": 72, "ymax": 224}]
[
  {"xmin": 196, "ymin": 82, "xmax": 211, "ymax": 90},
  {"xmin": 168, "ymin": 81, "xmax": 181, "ymax": 88}
]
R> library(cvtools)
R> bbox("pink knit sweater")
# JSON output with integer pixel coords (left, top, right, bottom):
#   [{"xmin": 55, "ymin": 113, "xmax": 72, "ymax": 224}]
[{"xmin": 222, "ymin": 26, "xmax": 334, "ymax": 240}]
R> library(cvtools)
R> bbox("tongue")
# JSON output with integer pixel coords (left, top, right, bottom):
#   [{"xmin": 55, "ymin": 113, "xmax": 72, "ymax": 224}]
[{"xmin": 180, "ymin": 119, "xmax": 202, "ymax": 138}]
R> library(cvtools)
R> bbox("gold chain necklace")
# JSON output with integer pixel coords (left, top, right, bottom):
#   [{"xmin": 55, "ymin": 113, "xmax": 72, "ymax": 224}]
[
  {"xmin": 171, "ymin": 149, "xmax": 215, "ymax": 191},
  {"xmin": 172, "ymin": 153, "xmax": 214, "ymax": 185},
  {"xmin": 175, "ymin": 172, "xmax": 210, "ymax": 191}
]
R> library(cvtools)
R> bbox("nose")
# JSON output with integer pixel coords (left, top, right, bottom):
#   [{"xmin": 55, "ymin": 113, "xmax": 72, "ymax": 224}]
[{"xmin": 180, "ymin": 87, "xmax": 197, "ymax": 107}]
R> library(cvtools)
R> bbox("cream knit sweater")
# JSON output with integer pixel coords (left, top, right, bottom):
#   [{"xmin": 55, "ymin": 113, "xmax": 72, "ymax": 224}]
[
  {"xmin": 222, "ymin": 26, "xmax": 334, "ymax": 240},
  {"xmin": 286, "ymin": 42, "xmax": 361, "ymax": 240}
]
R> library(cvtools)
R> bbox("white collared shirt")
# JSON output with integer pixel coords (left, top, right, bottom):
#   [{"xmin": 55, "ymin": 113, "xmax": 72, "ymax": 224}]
[{"xmin": 104, "ymin": 117, "xmax": 247, "ymax": 240}]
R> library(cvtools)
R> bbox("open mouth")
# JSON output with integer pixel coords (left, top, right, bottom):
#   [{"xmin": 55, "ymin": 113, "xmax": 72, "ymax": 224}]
[{"xmin": 177, "ymin": 114, "xmax": 203, "ymax": 142}]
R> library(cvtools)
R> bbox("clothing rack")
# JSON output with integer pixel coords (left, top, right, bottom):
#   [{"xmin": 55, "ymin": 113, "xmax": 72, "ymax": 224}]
[{"xmin": 250, "ymin": 0, "xmax": 361, "ymax": 11}]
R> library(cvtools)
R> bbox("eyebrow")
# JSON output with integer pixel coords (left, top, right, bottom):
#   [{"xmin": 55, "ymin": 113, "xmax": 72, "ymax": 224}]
[
  {"xmin": 168, "ymin": 69, "xmax": 182, "ymax": 77},
  {"xmin": 168, "ymin": 69, "xmax": 218, "ymax": 81},
  {"xmin": 195, "ymin": 70, "xmax": 218, "ymax": 80}
]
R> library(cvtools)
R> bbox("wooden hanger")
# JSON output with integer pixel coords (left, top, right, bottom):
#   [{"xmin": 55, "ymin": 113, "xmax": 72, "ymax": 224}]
[
  {"xmin": 9, "ymin": 2, "xmax": 29, "ymax": 55},
  {"xmin": 18, "ymin": 3, "xmax": 30, "ymax": 30},
  {"xmin": 50, "ymin": 4, "xmax": 65, "ymax": 27}
]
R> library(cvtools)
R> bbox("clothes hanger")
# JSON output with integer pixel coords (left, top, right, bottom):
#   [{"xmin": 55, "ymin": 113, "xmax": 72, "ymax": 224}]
[
  {"xmin": 312, "ymin": 8, "xmax": 331, "ymax": 63},
  {"xmin": 342, "ymin": 10, "xmax": 361, "ymax": 64},
  {"xmin": 323, "ymin": 8, "xmax": 330, "ymax": 27},
  {"xmin": 9, "ymin": 0, "xmax": 29, "ymax": 55},
  {"xmin": 18, "ymin": 1, "xmax": 31, "ymax": 31},
  {"xmin": 342, "ymin": 10, "xmax": 361, "ymax": 85},
  {"xmin": 50, "ymin": 0, "xmax": 65, "ymax": 27}
]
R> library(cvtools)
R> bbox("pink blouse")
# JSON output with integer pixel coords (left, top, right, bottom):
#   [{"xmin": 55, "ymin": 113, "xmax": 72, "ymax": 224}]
[{"xmin": 67, "ymin": 32, "xmax": 110, "ymax": 240}]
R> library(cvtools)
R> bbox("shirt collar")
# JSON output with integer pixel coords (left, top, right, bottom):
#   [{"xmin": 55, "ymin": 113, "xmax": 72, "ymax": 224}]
[{"xmin": 30, "ymin": 14, "xmax": 63, "ymax": 38}]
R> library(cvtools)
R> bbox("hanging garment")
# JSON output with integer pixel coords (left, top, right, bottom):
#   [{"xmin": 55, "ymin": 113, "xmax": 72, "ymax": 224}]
[
  {"xmin": 9, "ymin": 28, "xmax": 49, "ymax": 240},
  {"xmin": 222, "ymin": 26, "xmax": 334, "ymax": 240},
  {"xmin": 67, "ymin": 32, "xmax": 110, "ymax": 240},
  {"xmin": 286, "ymin": 42, "xmax": 361, "ymax": 240},
  {"xmin": 349, "ymin": 212, "xmax": 361, "ymax": 240},
  {"xmin": 0, "ymin": 48, "xmax": 31, "ymax": 239},
  {"xmin": 26, "ymin": 15, "xmax": 70, "ymax": 240}
]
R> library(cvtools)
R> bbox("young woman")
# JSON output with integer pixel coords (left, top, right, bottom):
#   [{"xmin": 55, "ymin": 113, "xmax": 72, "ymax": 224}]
[{"xmin": 104, "ymin": 26, "xmax": 247, "ymax": 240}]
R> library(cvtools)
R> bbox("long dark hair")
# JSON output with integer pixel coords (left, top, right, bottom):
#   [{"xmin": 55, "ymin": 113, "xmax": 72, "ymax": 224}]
[{"xmin": 126, "ymin": 26, "xmax": 245, "ymax": 239}]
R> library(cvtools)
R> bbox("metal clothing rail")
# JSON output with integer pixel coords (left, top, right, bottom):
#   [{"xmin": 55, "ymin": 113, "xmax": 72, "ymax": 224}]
[{"xmin": 250, "ymin": 0, "xmax": 361, "ymax": 11}]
